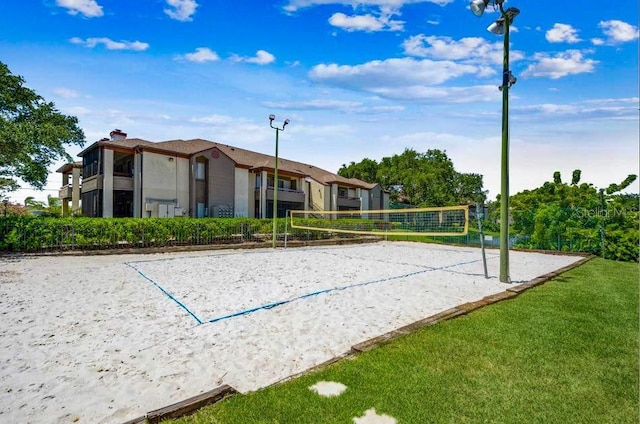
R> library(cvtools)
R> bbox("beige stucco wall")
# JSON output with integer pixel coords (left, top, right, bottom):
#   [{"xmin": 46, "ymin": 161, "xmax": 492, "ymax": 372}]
[
  {"xmin": 361, "ymin": 188, "xmax": 370, "ymax": 211},
  {"xmin": 330, "ymin": 184, "xmax": 338, "ymax": 211},
  {"xmin": 102, "ymin": 149, "xmax": 114, "ymax": 218},
  {"xmin": 261, "ymin": 170, "xmax": 268, "ymax": 218},
  {"xmin": 141, "ymin": 152, "xmax": 189, "ymax": 217},
  {"xmin": 71, "ymin": 167, "xmax": 81, "ymax": 214},
  {"xmin": 308, "ymin": 179, "xmax": 330, "ymax": 211},
  {"xmin": 234, "ymin": 168, "xmax": 249, "ymax": 217}
]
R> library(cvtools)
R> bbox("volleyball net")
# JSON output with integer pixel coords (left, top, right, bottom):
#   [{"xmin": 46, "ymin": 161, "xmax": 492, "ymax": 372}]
[{"xmin": 289, "ymin": 205, "xmax": 469, "ymax": 237}]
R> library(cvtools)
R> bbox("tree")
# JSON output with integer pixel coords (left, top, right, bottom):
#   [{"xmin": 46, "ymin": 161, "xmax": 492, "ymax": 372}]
[
  {"xmin": 338, "ymin": 158, "xmax": 379, "ymax": 183},
  {"xmin": 509, "ymin": 170, "xmax": 638, "ymax": 261},
  {"xmin": 339, "ymin": 148, "xmax": 484, "ymax": 207},
  {"xmin": 571, "ymin": 169, "xmax": 581, "ymax": 185},
  {"xmin": 0, "ymin": 61, "xmax": 85, "ymax": 194},
  {"xmin": 605, "ymin": 174, "xmax": 637, "ymax": 195}
]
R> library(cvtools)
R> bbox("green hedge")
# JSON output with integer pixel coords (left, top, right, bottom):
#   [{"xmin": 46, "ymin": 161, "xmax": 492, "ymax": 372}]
[{"xmin": 0, "ymin": 217, "xmax": 336, "ymax": 252}]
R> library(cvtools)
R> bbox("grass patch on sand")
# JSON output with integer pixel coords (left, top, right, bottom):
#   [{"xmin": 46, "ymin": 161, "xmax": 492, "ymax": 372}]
[{"xmin": 167, "ymin": 258, "xmax": 638, "ymax": 424}]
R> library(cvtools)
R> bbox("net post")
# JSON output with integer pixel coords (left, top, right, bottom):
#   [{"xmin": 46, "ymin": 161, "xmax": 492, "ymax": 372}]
[
  {"xmin": 476, "ymin": 202, "xmax": 489, "ymax": 279},
  {"xmin": 284, "ymin": 209, "xmax": 289, "ymax": 249}
]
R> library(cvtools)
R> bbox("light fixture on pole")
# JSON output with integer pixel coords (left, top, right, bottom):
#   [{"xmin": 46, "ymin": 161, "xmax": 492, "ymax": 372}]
[
  {"xmin": 268, "ymin": 114, "xmax": 290, "ymax": 249},
  {"xmin": 469, "ymin": 0, "xmax": 519, "ymax": 283}
]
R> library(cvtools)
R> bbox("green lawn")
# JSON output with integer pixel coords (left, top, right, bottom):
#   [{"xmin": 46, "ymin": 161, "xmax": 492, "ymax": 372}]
[{"xmin": 168, "ymin": 258, "xmax": 638, "ymax": 424}]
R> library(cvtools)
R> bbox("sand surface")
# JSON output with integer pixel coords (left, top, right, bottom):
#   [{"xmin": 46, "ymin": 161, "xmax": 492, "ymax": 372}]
[{"xmin": 0, "ymin": 242, "xmax": 583, "ymax": 423}]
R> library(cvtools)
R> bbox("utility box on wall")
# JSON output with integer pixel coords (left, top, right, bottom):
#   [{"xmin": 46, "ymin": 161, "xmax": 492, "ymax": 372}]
[{"xmin": 158, "ymin": 204, "xmax": 175, "ymax": 218}]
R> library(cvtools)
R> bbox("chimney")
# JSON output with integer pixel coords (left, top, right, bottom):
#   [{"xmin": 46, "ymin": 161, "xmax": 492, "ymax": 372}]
[{"xmin": 109, "ymin": 129, "xmax": 127, "ymax": 140}]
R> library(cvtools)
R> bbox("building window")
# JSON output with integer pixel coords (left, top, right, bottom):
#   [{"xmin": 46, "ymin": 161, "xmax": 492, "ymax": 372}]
[
  {"xmin": 195, "ymin": 161, "xmax": 205, "ymax": 180},
  {"xmin": 81, "ymin": 190, "xmax": 102, "ymax": 217},
  {"xmin": 82, "ymin": 148, "xmax": 102, "ymax": 178},
  {"xmin": 290, "ymin": 179, "xmax": 297, "ymax": 191}
]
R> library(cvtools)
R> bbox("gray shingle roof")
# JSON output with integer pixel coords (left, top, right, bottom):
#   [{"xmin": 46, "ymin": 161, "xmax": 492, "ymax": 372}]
[{"xmin": 79, "ymin": 137, "xmax": 378, "ymax": 189}]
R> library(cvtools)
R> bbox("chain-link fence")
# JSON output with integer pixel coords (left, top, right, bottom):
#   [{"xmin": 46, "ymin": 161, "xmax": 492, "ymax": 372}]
[
  {"xmin": 1, "ymin": 208, "xmax": 637, "ymax": 261},
  {"xmin": 0, "ymin": 217, "xmax": 362, "ymax": 253}
]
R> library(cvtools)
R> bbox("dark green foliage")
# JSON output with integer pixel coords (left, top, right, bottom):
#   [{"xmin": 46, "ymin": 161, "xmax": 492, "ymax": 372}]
[
  {"xmin": 0, "ymin": 61, "xmax": 85, "ymax": 193},
  {"xmin": 0, "ymin": 217, "xmax": 350, "ymax": 252},
  {"xmin": 338, "ymin": 158, "xmax": 379, "ymax": 183},
  {"xmin": 508, "ymin": 171, "xmax": 639, "ymax": 262},
  {"xmin": 606, "ymin": 174, "xmax": 638, "ymax": 195},
  {"xmin": 571, "ymin": 169, "xmax": 581, "ymax": 185},
  {"xmin": 338, "ymin": 148, "xmax": 485, "ymax": 207}
]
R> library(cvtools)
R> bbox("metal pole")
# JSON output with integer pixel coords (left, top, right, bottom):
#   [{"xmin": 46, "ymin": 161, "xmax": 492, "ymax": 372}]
[
  {"xmin": 284, "ymin": 209, "xmax": 289, "ymax": 248},
  {"xmin": 499, "ymin": 5, "xmax": 511, "ymax": 283},
  {"xmin": 599, "ymin": 189, "xmax": 605, "ymax": 259},
  {"xmin": 272, "ymin": 128, "xmax": 279, "ymax": 248},
  {"xmin": 477, "ymin": 202, "xmax": 489, "ymax": 279}
]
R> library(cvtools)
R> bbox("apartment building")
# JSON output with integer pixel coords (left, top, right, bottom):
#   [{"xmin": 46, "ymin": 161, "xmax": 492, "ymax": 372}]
[
  {"xmin": 57, "ymin": 161, "xmax": 82, "ymax": 216},
  {"xmin": 59, "ymin": 130, "xmax": 388, "ymax": 218}
]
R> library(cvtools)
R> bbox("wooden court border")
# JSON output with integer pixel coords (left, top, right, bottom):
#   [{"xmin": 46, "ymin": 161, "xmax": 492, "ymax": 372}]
[{"xmin": 121, "ymin": 253, "xmax": 593, "ymax": 423}]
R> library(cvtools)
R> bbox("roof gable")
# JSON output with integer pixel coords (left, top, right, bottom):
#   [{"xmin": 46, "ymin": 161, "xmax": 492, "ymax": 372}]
[{"xmin": 76, "ymin": 136, "xmax": 379, "ymax": 190}]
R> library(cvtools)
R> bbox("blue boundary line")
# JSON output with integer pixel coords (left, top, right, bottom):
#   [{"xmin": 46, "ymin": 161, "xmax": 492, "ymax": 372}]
[
  {"xmin": 206, "ymin": 256, "xmax": 492, "ymax": 324},
  {"xmin": 125, "ymin": 262, "xmax": 203, "ymax": 325},
  {"xmin": 125, "ymin": 247, "xmax": 501, "ymax": 326},
  {"xmin": 124, "ymin": 248, "xmax": 301, "ymax": 265}
]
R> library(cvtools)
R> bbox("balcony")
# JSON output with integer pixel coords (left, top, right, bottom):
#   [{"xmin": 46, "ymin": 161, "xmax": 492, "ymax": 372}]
[
  {"xmin": 262, "ymin": 187, "xmax": 305, "ymax": 203},
  {"xmin": 113, "ymin": 175, "xmax": 134, "ymax": 191},
  {"xmin": 59, "ymin": 185, "xmax": 74, "ymax": 200},
  {"xmin": 337, "ymin": 195, "xmax": 361, "ymax": 209}
]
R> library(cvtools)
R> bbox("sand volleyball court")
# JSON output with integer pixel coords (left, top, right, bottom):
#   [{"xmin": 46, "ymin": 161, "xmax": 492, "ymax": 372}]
[{"xmin": 0, "ymin": 242, "xmax": 584, "ymax": 423}]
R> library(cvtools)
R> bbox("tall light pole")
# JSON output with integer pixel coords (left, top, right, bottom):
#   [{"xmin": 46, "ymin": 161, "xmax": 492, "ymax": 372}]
[
  {"xmin": 269, "ymin": 114, "xmax": 290, "ymax": 248},
  {"xmin": 470, "ymin": 0, "xmax": 519, "ymax": 283}
]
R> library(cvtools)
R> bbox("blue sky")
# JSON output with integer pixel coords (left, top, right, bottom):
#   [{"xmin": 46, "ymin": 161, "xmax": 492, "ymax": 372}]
[{"xmin": 1, "ymin": 0, "xmax": 638, "ymax": 204}]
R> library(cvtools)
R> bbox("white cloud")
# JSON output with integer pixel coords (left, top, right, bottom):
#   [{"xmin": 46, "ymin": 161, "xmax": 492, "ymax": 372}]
[
  {"xmin": 190, "ymin": 114, "xmax": 235, "ymax": 125},
  {"xmin": 590, "ymin": 38, "xmax": 605, "ymax": 46},
  {"xmin": 328, "ymin": 11, "xmax": 404, "ymax": 32},
  {"xmin": 522, "ymin": 50, "xmax": 597, "ymax": 80},
  {"xmin": 261, "ymin": 99, "xmax": 404, "ymax": 114},
  {"xmin": 370, "ymin": 84, "xmax": 500, "ymax": 102},
  {"xmin": 231, "ymin": 50, "xmax": 276, "ymax": 65},
  {"xmin": 310, "ymin": 58, "xmax": 482, "ymax": 88},
  {"xmin": 182, "ymin": 47, "xmax": 220, "ymax": 63},
  {"xmin": 65, "ymin": 106, "xmax": 91, "ymax": 116},
  {"xmin": 597, "ymin": 20, "xmax": 639, "ymax": 44},
  {"xmin": 516, "ymin": 102, "xmax": 638, "ymax": 119},
  {"xmin": 56, "ymin": 0, "xmax": 103, "ymax": 18},
  {"xmin": 164, "ymin": 0, "xmax": 198, "ymax": 22},
  {"xmin": 69, "ymin": 37, "xmax": 149, "ymax": 51},
  {"xmin": 545, "ymin": 23, "xmax": 581, "ymax": 43},
  {"xmin": 283, "ymin": 0, "xmax": 453, "ymax": 13},
  {"xmin": 264, "ymin": 99, "xmax": 362, "ymax": 110},
  {"xmin": 426, "ymin": 14, "xmax": 440, "ymax": 25},
  {"xmin": 402, "ymin": 35, "xmax": 524, "ymax": 65},
  {"xmin": 310, "ymin": 57, "xmax": 501, "ymax": 101},
  {"xmin": 53, "ymin": 87, "xmax": 80, "ymax": 98}
]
